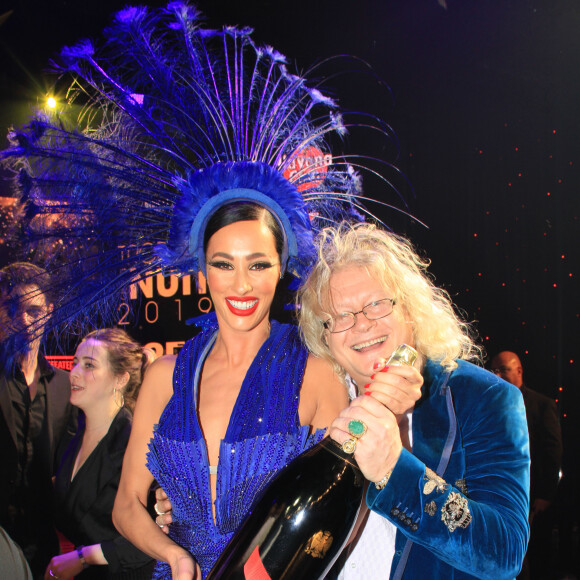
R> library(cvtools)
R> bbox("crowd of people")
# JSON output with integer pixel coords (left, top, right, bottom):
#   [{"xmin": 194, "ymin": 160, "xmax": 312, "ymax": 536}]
[{"xmin": 0, "ymin": 2, "xmax": 571, "ymax": 580}]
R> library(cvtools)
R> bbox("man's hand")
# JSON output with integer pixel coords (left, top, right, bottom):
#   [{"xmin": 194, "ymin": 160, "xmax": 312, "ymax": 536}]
[
  {"xmin": 364, "ymin": 359, "xmax": 423, "ymax": 419},
  {"xmin": 155, "ymin": 486, "xmax": 174, "ymax": 534},
  {"xmin": 329, "ymin": 395, "xmax": 402, "ymax": 484}
]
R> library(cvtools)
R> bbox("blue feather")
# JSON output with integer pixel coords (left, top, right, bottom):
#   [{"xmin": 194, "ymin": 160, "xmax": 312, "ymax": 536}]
[{"xmin": 1, "ymin": 1, "xmax": 410, "ymax": 350}]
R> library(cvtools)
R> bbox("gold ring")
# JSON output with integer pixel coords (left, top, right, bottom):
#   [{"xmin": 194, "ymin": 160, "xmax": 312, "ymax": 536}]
[
  {"xmin": 342, "ymin": 438, "xmax": 357, "ymax": 454},
  {"xmin": 347, "ymin": 419, "xmax": 367, "ymax": 439}
]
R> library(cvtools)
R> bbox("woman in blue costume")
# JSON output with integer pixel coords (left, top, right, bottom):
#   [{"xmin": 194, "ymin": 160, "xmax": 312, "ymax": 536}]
[
  {"xmin": 113, "ymin": 200, "xmax": 347, "ymax": 579},
  {"xmin": 1, "ymin": 3, "xmax": 416, "ymax": 579}
]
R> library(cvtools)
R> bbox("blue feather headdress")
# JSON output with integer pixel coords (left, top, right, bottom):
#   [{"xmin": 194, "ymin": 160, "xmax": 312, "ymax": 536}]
[{"xmin": 1, "ymin": 1, "xmax": 412, "ymax": 343}]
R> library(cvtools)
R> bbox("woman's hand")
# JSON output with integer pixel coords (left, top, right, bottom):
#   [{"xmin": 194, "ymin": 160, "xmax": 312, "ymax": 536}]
[
  {"xmin": 364, "ymin": 359, "xmax": 423, "ymax": 418},
  {"xmin": 155, "ymin": 486, "xmax": 174, "ymax": 534},
  {"xmin": 44, "ymin": 551, "xmax": 83, "ymax": 580},
  {"xmin": 329, "ymin": 395, "xmax": 402, "ymax": 484},
  {"xmin": 167, "ymin": 548, "xmax": 201, "ymax": 579}
]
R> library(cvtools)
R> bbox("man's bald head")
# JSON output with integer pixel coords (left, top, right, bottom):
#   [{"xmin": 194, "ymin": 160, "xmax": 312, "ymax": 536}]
[{"xmin": 491, "ymin": 351, "xmax": 523, "ymax": 388}]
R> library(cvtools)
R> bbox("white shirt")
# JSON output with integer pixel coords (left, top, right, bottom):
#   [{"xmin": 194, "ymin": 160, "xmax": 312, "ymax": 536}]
[{"xmin": 338, "ymin": 378, "xmax": 413, "ymax": 579}]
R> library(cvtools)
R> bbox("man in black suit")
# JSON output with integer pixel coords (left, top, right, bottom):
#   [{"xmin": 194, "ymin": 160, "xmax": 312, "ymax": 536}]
[
  {"xmin": 491, "ymin": 350, "xmax": 563, "ymax": 580},
  {"xmin": 0, "ymin": 263, "xmax": 76, "ymax": 578}
]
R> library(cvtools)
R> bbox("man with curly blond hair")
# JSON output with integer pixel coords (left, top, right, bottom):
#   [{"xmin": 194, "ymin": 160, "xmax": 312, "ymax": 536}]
[{"xmin": 298, "ymin": 223, "xmax": 530, "ymax": 580}]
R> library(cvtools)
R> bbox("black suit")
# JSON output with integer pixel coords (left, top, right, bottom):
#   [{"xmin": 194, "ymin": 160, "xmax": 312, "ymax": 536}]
[
  {"xmin": 519, "ymin": 384, "xmax": 563, "ymax": 580},
  {"xmin": 520, "ymin": 385, "xmax": 562, "ymax": 503},
  {"xmin": 0, "ymin": 356, "xmax": 76, "ymax": 576},
  {"xmin": 53, "ymin": 407, "xmax": 154, "ymax": 579}
]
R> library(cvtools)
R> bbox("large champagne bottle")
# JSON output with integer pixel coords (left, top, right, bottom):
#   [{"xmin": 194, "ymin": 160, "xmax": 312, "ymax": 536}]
[{"xmin": 207, "ymin": 345, "xmax": 417, "ymax": 580}]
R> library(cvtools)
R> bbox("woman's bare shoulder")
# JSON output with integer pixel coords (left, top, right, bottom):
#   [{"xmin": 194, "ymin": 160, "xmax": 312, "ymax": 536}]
[
  {"xmin": 148, "ymin": 354, "xmax": 177, "ymax": 374},
  {"xmin": 300, "ymin": 355, "xmax": 348, "ymax": 429},
  {"xmin": 138, "ymin": 354, "xmax": 177, "ymax": 403}
]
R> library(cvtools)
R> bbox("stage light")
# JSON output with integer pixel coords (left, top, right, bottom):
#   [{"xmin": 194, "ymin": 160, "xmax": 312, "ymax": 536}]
[{"xmin": 47, "ymin": 96, "xmax": 57, "ymax": 109}]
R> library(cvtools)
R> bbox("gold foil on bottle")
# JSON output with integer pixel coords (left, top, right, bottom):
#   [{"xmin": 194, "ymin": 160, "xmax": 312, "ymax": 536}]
[{"xmin": 386, "ymin": 344, "xmax": 418, "ymax": 367}]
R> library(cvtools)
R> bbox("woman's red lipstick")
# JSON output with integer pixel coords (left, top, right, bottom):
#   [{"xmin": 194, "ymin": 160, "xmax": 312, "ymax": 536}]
[{"xmin": 226, "ymin": 296, "xmax": 259, "ymax": 316}]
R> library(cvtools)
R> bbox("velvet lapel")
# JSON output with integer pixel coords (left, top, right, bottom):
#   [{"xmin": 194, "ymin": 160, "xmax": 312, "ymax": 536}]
[
  {"xmin": 392, "ymin": 361, "xmax": 455, "ymax": 580},
  {"xmin": 411, "ymin": 360, "xmax": 453, "ymax": 474}
]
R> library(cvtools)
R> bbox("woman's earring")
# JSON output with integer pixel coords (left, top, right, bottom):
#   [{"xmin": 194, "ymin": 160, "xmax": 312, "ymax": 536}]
[{"xmin": 114, "ymin": 388, "xmax": 125, "ymax": 408}]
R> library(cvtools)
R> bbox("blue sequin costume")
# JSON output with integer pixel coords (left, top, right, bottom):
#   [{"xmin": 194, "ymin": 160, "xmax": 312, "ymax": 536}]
[{"xmin": 147, "ymin": 321, "xmax": 325, "ymax": 578}]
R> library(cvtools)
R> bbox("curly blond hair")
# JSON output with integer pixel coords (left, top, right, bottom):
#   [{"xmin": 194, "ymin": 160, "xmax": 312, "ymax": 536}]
[{"xmin": 297, "ymin": 223, "xmax": 482, "ymax": 379}]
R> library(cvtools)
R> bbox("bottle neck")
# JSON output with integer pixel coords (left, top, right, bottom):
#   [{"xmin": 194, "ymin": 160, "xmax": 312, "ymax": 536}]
[{"xmin": 317, "ymin": 437, "xmax": 361, "ymax": 471}]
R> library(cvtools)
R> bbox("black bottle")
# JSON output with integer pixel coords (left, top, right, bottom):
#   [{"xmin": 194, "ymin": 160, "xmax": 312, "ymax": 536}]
[
  {"xmin": 206, "ymin": 437, "xmax": 364, "ymax": 579},
  {"xmin": 207, "ymin": 344, "xmax": 418, "ymax": 580}
]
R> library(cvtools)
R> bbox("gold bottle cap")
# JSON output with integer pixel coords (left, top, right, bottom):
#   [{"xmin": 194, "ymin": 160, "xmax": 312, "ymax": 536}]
[{"xmin": 386, "ymin": 344, "xmax": 418, "ymax": 367}]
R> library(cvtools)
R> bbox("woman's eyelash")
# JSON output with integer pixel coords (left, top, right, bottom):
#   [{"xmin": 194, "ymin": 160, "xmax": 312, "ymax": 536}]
[
  {"xmin": 250, "ymin": 262, "xmax": 274, "ymax": 270},
  {"xmin": 208, "ymin": 261, "xmax": 233, "ymax": 270},
  {"xmin": 208, "ymin": 261, "xmax": 275, "ymax": 271}
]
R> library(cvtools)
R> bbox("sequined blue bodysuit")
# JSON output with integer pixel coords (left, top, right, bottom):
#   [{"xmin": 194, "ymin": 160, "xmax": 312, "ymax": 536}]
[{"xmin": 147, "ymin": 322, "xmax": 325, "ymax": 579}]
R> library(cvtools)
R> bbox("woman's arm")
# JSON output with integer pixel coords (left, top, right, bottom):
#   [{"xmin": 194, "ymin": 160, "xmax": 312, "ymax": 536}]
[
  {"xmin": 112, "ymin": 355, "xmax": 199, "ymax": 579},
  {"xmin": 299, "ymin": 355, "xmax": 349, "ymax": 430},
  {"xmin": 44, "ymin": 544, "xmax": 105, "ymax": 580}
]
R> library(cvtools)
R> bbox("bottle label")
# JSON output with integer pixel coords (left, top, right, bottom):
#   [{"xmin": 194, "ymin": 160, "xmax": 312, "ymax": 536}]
[{"xmin": 244, "ymin": 545, "xmax": 272, "ymax": 580}]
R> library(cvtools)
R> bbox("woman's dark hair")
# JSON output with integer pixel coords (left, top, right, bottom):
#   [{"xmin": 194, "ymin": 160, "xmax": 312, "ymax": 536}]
[
  {"xmin": 203, "ymin": 202, "xmax": 284, "ymax": 259},
  {"xmin": 81, "ymin": 328, "xmax": 149, "ymax": 412}
]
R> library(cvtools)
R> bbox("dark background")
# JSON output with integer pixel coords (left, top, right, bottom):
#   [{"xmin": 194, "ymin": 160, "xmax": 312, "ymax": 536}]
[{"xmin": 1, "ymin": 0, "xmax": 579, "ymax": 471}]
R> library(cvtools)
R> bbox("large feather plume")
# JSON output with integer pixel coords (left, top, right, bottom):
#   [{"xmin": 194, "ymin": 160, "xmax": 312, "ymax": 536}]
[{"xmin": 0, "ymin": 1, "xmax": 410, "ymax": 346}]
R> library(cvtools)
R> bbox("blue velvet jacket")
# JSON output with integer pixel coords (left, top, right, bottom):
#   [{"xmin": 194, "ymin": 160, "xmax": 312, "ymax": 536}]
[{"xmin": 366, "ymin": 359, "xmax": 530, "ymax": 580}]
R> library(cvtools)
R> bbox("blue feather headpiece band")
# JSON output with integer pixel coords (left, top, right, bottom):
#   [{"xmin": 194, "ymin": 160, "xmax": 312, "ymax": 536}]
[
  {"xmin": 1, "ymin": 1, "xmax": 413, "ymax": 341},
  {"xmin": 162, "ymin": 161, "xmax": 315, "ymax": 277}
]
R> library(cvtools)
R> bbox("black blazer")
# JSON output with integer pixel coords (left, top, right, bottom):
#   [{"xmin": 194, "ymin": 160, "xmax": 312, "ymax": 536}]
[
  {"xmin": 53, "ymin": 407, "xmax": 153, "ymax": 579},
  {"xmin": 521, "ymin": 384, "xmax": 563, "ymax": 502}
]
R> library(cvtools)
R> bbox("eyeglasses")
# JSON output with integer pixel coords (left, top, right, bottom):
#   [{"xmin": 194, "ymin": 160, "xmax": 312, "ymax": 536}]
[{"xmin": 323, "ymin": 298, "xmax": 396, "ymax": 333}]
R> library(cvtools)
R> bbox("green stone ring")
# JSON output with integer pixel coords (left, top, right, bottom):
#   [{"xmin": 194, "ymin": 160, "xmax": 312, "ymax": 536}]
[{"xmin": 347, "ymin": 419, "xmax": 368, "ymax": 439}]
